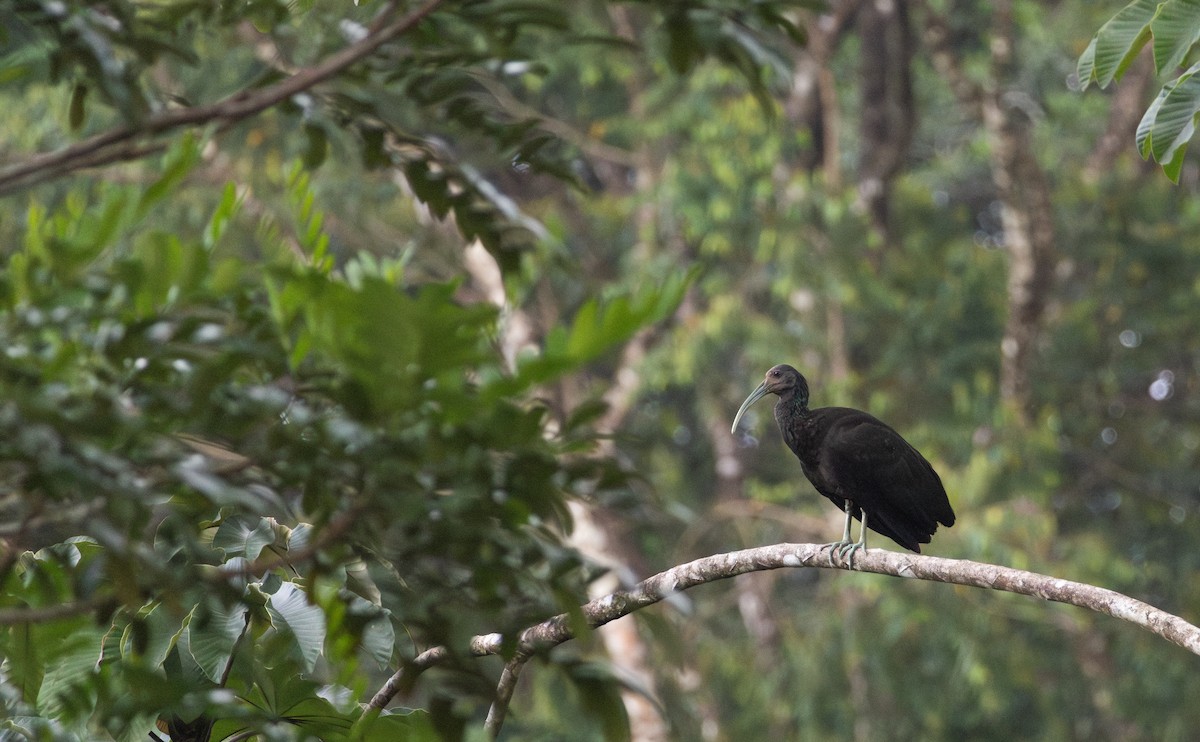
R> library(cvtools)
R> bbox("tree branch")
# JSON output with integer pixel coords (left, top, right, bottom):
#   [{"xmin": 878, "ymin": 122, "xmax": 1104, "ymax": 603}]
[
  {"xmin": 0, "ymin": 596, "xmax": 111, "ymax": 626},
  {"xmin": 366, "ymin": 543, "xmax": 1200, "ymax": 733},
  {"xmin": 484, "ymin": 652, "xmax": 530, "ymax": 739},
  {"xmin": 0, "ymin": 0, "xmax": 446, "ymax": 196}
]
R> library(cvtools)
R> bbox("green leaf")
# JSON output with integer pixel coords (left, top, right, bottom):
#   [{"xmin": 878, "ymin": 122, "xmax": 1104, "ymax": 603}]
[
  {"xmin": 137, "ymin": 132, "xmax": 201, "ymax": 219},
  {"xmin": 36, "ymin": 626, "xmax": 104, "ymax": 720},
  {"xmin": 204, "ymin": 181, "xmax": 242, "ymax": 250},
  {"xmin": 68, "ymin": 83, "xmax": 87, "ymax": 130},
  {"xmin": 360, "ymin": 616, "xmax": 395, "ymax": 669},
  {"xmin": 119, "ymin": 603, "xmax": 187, "ymax": 667},
  {"xmin": 1151, "ymin": 0, "xmax": 1200, "ymax": 74},
  {"xmin": 4, "ymin": 623, "xmax": 45, "ymax": 704},
  {"xmin": 1080, "ymin": 0, "xmax": 1158, "ymax": 88},
  {"xmin": 244, "ymin": 657, "xmax": 322, "ymax": 719},
  {"xmin": 277, "ymin": 696, "xmax": 354, "ymax": 736},
  {"xmin": 491, "ymin": 269, "xmax": 693, "ymax": 398},
  {"xmin": 303, "ymin": 122, "xmax": 329, "ymax": 169},
  {"xmin": 184, "ymin": 599, "xmax": 248, "ymax": 683},
  {"xmin": 288, "ymin": 522, "xmax": 314, "ymax": 551},
  {"xmin": 267, "ymin": 582, "xmax": 327, "ymax": 672},
  {"xmin": 1136, "ymin": 61, "xmax": 1200, "ymax": 180},
  {"xmin": 1137, "ymin": 79, "xmax": 1174, "ymax": 157},
  {"xmin": 212, "ymin": 515, "xmax": 277, "ymax": 561},
  {"xmin": 1162, "ymin": 130, "xmax": 1192, "ymax": 180},
  {"xmin": 1077, "ymin": 37, "xmax": 1099, "ymax": 85}
]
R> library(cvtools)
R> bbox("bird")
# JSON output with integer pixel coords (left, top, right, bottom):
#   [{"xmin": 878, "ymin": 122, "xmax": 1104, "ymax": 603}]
[{"xmin": 731, "ymin": 364, "xmax": 955, "ymax": 567}]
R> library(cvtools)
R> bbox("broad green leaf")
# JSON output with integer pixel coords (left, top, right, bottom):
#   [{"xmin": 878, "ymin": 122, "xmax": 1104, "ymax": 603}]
[
  {"xmin": 1137, "ymin": 62, "xmax": 1200, "ymax": 180},
  {"xmin": 36, "ymin": 626, "xmax": 104, "ymax": 720},
  {"xmin": 1151, "ymin": 0, "xmax": 1200, "ymax": 74},
  {"xmin": 119, "ymin": 603, "xmax": 187, "ymax": 667},
  {"xmin": 212, "ymin": 515, "xmax": 277, "ymax": 561},
  {"xmin": 345, "ymin": 559, "xmax": 382, "ymax": 605},
  {"xmin": 4, "ymin": 623, "xmax": 45, "ymax": 703},
  {"xmin": 288, "ymin": 522, "xmax": 314, "ymax": 551},
  {"xmin": 184, "ymin": 600, "xmax": 249, "ymax": 684},
  {"xmin": 275, "ymin": 696, "xmax": 355, "ymax": 737},
  {"xmin": 1079, "ymin": 0, "xmax": 1158, "ymax": 88},
  {"xmin": 244, "ymin": 657, "xmax": 322, "ymax": 719},
  {"xmin": 360, "ymin": 613, "xmax": 395, "ymax": 669},
  {"xmin": 1161, "ymin": 123, "xmax": 1194, "ymax": 181},
  {"xmin": 1136, "ymin": 78, "xmax": 1174, "ymax": 157},
  {"xmin": 1077, "ymin": 37, "xmax": 1099, "ymax": 84},
  {"xmin": 267, "ymin": 582, "xmax": 327, "ymax": 672}
]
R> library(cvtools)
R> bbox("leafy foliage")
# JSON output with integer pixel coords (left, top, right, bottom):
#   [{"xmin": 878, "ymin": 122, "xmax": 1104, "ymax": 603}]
[
  {"xmin": 1079, "ymin": 0, "xmax": 1200, "ymax": 180},
  {"xmin": 0, "ymin": 133, "xmax": 688, "ymax": 737}
]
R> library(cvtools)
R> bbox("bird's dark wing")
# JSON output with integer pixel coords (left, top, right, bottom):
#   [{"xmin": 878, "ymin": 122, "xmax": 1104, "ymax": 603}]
[{"xmin": 815, "ymin": 410, "xmax": 954, "ymax": 552}]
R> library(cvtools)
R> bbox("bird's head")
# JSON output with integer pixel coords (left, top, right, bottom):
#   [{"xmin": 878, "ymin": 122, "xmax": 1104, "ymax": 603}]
[{"xmin": 731, "ymin": 364, "xmax": 808, "ymax": 433}]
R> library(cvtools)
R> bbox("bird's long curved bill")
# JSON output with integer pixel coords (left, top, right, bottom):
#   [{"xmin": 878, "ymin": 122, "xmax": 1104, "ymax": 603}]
[{"xmin": 731, "ymin": 381, "xmax": 770, "ymax": 434}]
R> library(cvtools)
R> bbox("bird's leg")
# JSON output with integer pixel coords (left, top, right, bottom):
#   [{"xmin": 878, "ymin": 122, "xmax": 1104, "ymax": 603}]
[
  {"xmin": 822, "ymin": 501, "xmax": 856, "ymax": 566},
  {"xmin": 834, "ymin": 510, "xmax": 868, "ymax": 569}
]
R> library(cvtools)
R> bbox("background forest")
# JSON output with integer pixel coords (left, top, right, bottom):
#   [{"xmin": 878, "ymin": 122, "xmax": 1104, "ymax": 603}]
[{"xmin": 1, "ymin": 0, "xmax": 1199, "ymax": 740}]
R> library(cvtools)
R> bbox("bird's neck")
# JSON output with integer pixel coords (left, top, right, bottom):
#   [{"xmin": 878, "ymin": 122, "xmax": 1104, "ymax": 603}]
[
  {"xmin": 777, "ymin": 391, "xmax": 810, "ymax": 419},
  {"xmin": 772, "ymin": 389, "xmax": 811, "ymax": 425},
  {"xmin": 774, "ymin": 392, "xmax": 813, "ymax": 457}
]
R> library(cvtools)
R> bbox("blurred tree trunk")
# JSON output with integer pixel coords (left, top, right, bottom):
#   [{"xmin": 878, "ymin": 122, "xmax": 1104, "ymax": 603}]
[
  {"xmin": 706, "ymin": 413, "xmax": 780, "ymax": 651},
  {"xmin": 983, "ymin": 0, "xmax": 1055, "ymax": 424},
  {"xmin": 926, "ymin": 1, "xmax": 1054, "ymax": 424},
  {"xmin": 465, "ymin": 228, "xmax": 672, "ymax": 741},
  {"xmin": 856, "ymin": 0, "xmax": 916, "ymax": 244},
  {"xmin": 787, "ymin": 4, "xmax": 858, "ymax": 382},
  {"xmin": 566, "ymin": 503, "xmax": 670, "ymax": 741}
]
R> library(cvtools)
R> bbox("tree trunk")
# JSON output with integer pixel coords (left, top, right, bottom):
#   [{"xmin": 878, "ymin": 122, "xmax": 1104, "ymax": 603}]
[
  {"xmin": 856, "ymin": 0, "xmax": 916, "ymax": 242},
  {"xmin": 983, "ymin": 0, "xmax": 1055, "ymax": 424},
  {"xmin": 786, "ymin": 6, "xmax": 858, "ymax": 381}
]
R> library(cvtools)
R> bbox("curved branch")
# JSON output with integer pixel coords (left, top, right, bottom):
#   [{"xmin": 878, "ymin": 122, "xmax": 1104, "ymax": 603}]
[
  {"xmin": 369, "ymin": 543, "xmax": 1200, "ymax": 716},
  {"xmin": 0, "ymin": 0, "xmax": 447, "ymax": 196}
]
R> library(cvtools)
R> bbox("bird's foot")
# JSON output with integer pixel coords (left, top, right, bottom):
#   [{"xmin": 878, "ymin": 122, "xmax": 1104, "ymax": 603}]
[{"xmin": 821, "ymin": 540, "xmax": 865, "ymax": 569}]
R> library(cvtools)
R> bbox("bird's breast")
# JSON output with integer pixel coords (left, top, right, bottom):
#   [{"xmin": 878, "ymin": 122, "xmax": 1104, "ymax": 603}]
[{"xmin": 778, "ymin": 410, "xmax": 830, "ymax": 469}]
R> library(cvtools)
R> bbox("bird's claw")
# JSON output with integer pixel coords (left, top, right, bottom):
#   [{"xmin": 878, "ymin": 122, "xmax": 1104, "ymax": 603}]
[
  {"xmin": 821, "ymin": 540, "xmax": 865, "ymax": 569},
  {"xmin": 820, "ymin": 540, "xmax": 847, "ymax": 567}
]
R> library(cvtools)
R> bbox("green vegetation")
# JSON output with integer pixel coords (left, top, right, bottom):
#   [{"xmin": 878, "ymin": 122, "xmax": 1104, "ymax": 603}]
[{"xmin": 0, "ymin": 1, "xmax": 1197, "ymax": 740}]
